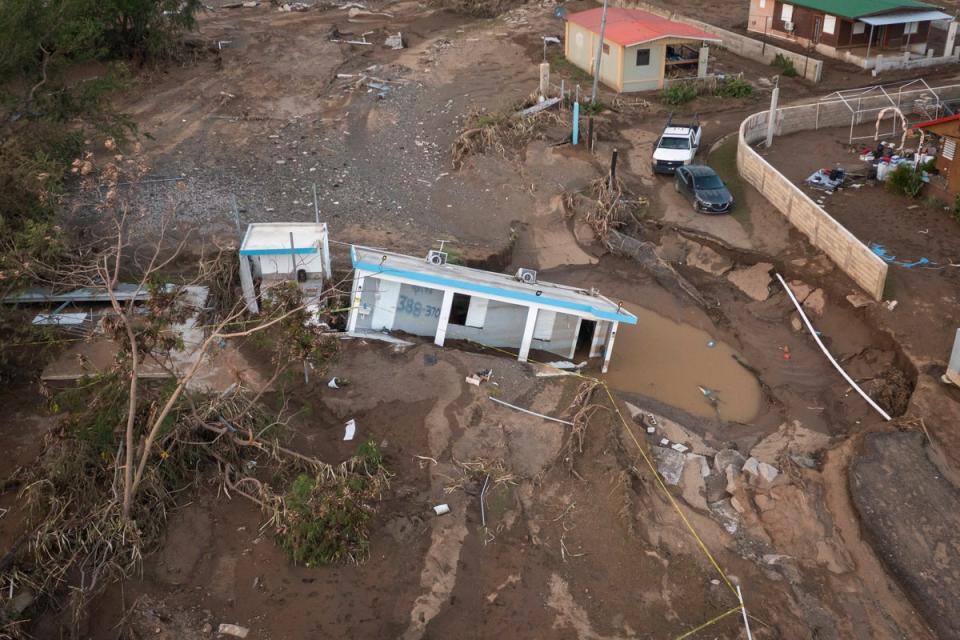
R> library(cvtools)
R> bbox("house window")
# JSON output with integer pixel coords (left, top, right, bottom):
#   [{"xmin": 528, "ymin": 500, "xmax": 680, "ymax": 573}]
[
  {"xmin": 759, "ymin": 0, "xmax": 766, "ymax": 8},
  {"xmin": 823, "ymin": 14, "xmax": 836, "ymax": 34},
  {"xmin": 853, "ymin": 21, "xmax": 866, "ymax": 35},
  {"xmin": 944, "ymin": 138, "xmax": 956, "ymax": 161},
  {"xmin": 904, "ymin": 21, "xmax": 919, "ymax": 35},
  {"xmin": 781, "ymin": 3, "xmax": 793, "ymax": 22},
  {"xmin": 602, "ymin": 43, "xmax": 610, "ymax": 55},
  {"xmin": 448, "ymin": 293, "xmax": 471, "ymax": 325},
  {"xmin": 636, "ymin": 48, "xmax": 650, "ymax": 66}
]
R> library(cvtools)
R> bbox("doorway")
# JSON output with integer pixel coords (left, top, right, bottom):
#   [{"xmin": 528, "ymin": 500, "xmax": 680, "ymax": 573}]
[{"xmin": 574, "ymin": 319, "xmax": 596, "ymax": 359}]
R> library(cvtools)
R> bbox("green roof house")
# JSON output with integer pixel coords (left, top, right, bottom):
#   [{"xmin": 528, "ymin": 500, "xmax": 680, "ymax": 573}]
[{"xmin": 747, "ymin": 0, "xmax": 956, "ymax": 71}]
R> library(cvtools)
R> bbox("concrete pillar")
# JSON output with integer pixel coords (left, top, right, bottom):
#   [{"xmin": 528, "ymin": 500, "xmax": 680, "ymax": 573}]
[
  {"xmin": 346, "ymin": 272, "xmax": 364, "ymax": 333},
  {"xmin": 765, "ymin": 86, "xmax": 780, "ymax": 148},
  {"xmin": 239, "ymin": 256, "xmax": 259, "ymax": 314},
  {"xmin": 434, "ymin": 289, "xmax": 455, "ymax": 347},
  {"xmin": 697, "ymin": 46, "xmax": 709, "ymax": 79},
  {"xmin": 568, "ymin": 318, "xmax": 583, "ymax": 360},
  {"xmin": 601, "ymin": 321, "xmax": 619, "ymax": 374},
  {"xmin": 945, "ymin": 328, "xmax": 960, "ymax": 386},
  {"xmin": 945, "ymin": 21, "xmax": 958, "ymax": 58},
  {"xmin": 321, "ymin": 228, "xmax": 331, "ymax": 281},
  {"xmin": 517, "ymin": 306, "xmax": 540, "ymax": 363},
  {"xmin": 539, "ymin": 62, "xmax": 550, "ymax": 97}
]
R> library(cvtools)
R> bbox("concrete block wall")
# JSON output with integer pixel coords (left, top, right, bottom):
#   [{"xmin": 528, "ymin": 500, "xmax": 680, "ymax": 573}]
[
  {"xmin": 737, "ymin": 110, "xmax": 888, "ymax": 300},
  {"xmin": 614, "ymin": 0, "xmax": 823, "ymax": 82}
]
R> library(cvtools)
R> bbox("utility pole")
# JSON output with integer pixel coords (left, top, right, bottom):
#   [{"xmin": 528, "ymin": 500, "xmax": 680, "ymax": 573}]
[
  {"xmin": 766, "ymin": 76, "xmax": 780, "ymax": 148},
  {"xmin": 590, "ymin": 0, "xmax": 610, "ymax": 105}
]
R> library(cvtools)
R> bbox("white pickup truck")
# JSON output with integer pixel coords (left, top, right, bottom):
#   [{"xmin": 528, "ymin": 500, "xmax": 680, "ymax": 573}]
[{"xmin": 652, "ymin": 114, "xmax": 701, "ymax": 175}]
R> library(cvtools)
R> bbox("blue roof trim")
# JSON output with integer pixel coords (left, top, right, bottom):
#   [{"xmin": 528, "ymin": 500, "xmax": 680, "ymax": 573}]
[
  {"xmin": 240, "ymin": 247, "xmax": 319, "ymax": 256},
  {"xmin": 352, "ymin": 251, "xmax": 637, "ymax": 325}
]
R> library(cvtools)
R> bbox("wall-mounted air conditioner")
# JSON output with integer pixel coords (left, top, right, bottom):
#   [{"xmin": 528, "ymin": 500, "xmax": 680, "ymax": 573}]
[
  {"xmin": 426, "ymin": 250, "xmax": 447, "ymax": 265},
  {"xmin": 515, "ymin": 268, "xmax": 538, "ymax": 284},
  {"xmin": 784, "ymin": 21, "xmax": 795, "ymax": 32}
]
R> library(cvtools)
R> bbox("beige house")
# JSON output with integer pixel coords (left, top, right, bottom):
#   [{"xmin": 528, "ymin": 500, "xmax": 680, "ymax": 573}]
[{"xmin": 564, "ymin": 8, "xmax": 720, "ymax": 93}]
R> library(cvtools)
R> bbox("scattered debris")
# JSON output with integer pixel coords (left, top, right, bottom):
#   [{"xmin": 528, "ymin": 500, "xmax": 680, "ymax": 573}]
[
  {"xmin": 384, "ymin": 32, "xmax": 405, "ymax": 50},
  {"xmin": 344, "ymin": 418, "xmax": 357, "ymax": 441},
  {"xmin": 218, "ymin": 623, "xmax": 250, "ymax": 638},
  {"xmin": 328, "ymin": 377, "xmax": 340, "ymax": 389},
  {"xmin": 433, "ymin": 504, "xmax": 451, "ymax": 516}
]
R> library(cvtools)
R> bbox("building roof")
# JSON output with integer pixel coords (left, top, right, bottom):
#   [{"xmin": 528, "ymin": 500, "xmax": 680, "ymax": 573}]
[
  {"xmin": 860, "ymin": 9, "xmax": 953, "ymax": 25},
  {"xmin": 240, "ymin": 222, "xmax": 328, "ymax": 256},
  {"xmin": 782, "ymin": 0, "xmax": 941, "ymax": 20},
  {"xmin": 351, "ymin": 246, "xmax": 638, "ymax": 324},
  {"xmin": 914, "ymin": 112, "xmax": 960, "ymax": 130},
  {"xmin": 565, "ymin": 8, "xmax": 721, "ymax": 47}
]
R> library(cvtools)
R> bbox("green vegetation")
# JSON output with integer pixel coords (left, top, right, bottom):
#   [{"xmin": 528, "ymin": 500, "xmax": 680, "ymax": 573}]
[
  {"xmin": 773, "ymin": 53, "xmax": 799, "ymax": 77},
  {"xmin": 716, "ymin": 77, "xmax": 754, "ymax": 99},
  {"xmin": 0, "ymin": 0, "xmax": 203, "ymax": 297},
  {"xmin": 581, "ymin": 100, "xmax": 604, "ymax": 115},
  {"xmin": 885, "ymin": 164, "xmax": 925, "ymax": 198},
  {"xmin": 278, "ymin": 442, "xmax": 389, "ymax": 566},
  {"xmin": 953, "ymin": 195, "xmax": 960, "ymax": 223},
  {"xmin": 661, "ymin": 82, "xmax": 698, "ymax": 106}
]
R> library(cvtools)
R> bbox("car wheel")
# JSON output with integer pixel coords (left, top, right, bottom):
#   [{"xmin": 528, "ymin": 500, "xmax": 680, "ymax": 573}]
[
  {"xmin": 692, "ymin": 200, "xmax": 700, "ymax": 213},
  {"xmin": 674, "ymin": 179, "xmax": 680, "ymax": 193}
]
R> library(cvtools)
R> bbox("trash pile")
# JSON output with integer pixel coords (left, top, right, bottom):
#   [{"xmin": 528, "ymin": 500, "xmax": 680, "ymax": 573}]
[{"xmin": 858, "ymin": 140, "xmax": 935, "ymax": 183}]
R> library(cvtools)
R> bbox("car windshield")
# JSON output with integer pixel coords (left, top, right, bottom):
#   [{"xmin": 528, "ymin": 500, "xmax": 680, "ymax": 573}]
[
  {"xmin": 694, "ymin": 174, "xmax": 724, "ymax": 190},
  {"xmin": 659, "ymin": 136, "xmax": 690, "ymax": 150}
]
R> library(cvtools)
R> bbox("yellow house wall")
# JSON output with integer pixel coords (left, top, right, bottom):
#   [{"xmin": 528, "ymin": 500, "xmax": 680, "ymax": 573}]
[{"xmin": 564, "ymin": 22, "xmax": 623, "ymax": 92}]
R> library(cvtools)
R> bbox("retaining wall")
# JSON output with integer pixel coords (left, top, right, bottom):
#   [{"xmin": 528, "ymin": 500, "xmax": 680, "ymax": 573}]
[
  {"xmin": 614, "ymin": 0, "xmax": 823, "ymax": 82},
  {"xmin": 738, "ymin": 108, "xmax": 887, "ymax": 298},
  {"xmin": 738, "ymin": 83, "xmax": 960, "ymax": 301}
]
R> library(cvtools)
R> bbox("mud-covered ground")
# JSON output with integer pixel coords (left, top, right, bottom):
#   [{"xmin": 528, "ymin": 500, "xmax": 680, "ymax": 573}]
[{"xmin": 5, "ymin": 0, "xmax": 960, "ymax": 638}]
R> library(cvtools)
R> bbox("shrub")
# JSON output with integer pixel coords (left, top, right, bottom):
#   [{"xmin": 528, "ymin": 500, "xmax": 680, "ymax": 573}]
[
  {"xmin": 716, "ymin": 77, "xmax": 754, "ymax": 98},
  {"xmin": 885, "ymin": 164, "xmax": 924, "ymax": 198},
  {"xmin": 581, "ymin": 100, "xmax": 604, "ymax": 115},
  {"xmin": 773, "ymin": 53, "xmax": 799, "ymax": 77},
  {"xmin": 661, "ymin": 82, "xmax": 698, "ymax": 106},
  {"xmin": 278, "ymin": 441, "xmax": 389, "ymax": 566}
]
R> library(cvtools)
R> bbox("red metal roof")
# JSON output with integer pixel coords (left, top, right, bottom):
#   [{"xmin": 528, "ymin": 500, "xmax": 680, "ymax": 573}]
[
  {"xmin": 913, "ymin": 113, "xmax": 960, "ymax": 129},
  {"xmin": 565, "ymin": 8, "xmax": 721, "ymax": 47}
]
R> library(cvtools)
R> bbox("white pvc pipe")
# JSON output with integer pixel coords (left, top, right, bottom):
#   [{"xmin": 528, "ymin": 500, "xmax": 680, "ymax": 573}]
[
  {"xmin": 489, "ymin": 397, "xmax": 575, "ymax": 426},
  {"xmin": 737, "ymin": 585, "xmax": 754, "ymax": 640},
  {"xmin": 776, "ymin": 274, "xmax": 892, "ymax": 421}
]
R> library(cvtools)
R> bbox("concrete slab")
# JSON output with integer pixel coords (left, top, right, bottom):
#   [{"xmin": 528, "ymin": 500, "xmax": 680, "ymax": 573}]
[
  {"xmin": 652, "ymin": 446, "xmax": 686, "ymax": 486},
  {"xmin": 685, "ymin": 242, "xmax": 734, "ymax": 276},
  {"xmin": 726, "ymin": 262, "xmax": 773, "ymax": 301}
]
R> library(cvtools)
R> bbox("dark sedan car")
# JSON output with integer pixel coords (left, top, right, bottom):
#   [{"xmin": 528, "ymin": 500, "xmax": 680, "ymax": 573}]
[{"xmin": 674, "ymin": 165, "xmax": 734, "ymax": 214}]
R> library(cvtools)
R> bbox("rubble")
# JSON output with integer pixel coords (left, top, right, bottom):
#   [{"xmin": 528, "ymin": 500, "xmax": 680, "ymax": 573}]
[
  {"xmin": 384, "ymin": 32, "xmax": 405, "ymax": 50},
  {"xmin": 802, "ymin": 288, "xmax": 826, "ymax": 316},
  {"xmin": 713, "ymin": 448, "xmax": 746, "ymax": 474},
  {"xmin": 653, "ymin": 446, "xmax": 686, "ymax": 486},
  {"xmin": 708, "ymin": 499, "xmax": 740, "ymax": 534}
]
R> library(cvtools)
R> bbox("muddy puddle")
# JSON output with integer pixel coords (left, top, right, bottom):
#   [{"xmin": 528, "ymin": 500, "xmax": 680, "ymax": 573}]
[{"xmin": 604, "ymin": 304, "xmax": 762, "ymax": 423}]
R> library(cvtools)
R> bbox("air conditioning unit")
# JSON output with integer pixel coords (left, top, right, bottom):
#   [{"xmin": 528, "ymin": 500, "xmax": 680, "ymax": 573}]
[
  {"xmin": 515, "ymin": 268, "xmax": 538, "ymax": 284},
  {"xmin": 426, "ymin": 250, "xmax": 447, "ymax": 265},
  {"xmin": 784, "ymin": 21, "xmax": 795, "ymax": 32}
]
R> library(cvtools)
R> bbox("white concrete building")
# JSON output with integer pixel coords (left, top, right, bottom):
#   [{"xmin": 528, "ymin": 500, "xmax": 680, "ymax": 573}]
[
  {"xmin": 346, "ymin": 246, "xmax": 638, "ymax": 372},
  {"xmin": 239, "ymin": 223, "xmax": 331, "ymax": 314}
]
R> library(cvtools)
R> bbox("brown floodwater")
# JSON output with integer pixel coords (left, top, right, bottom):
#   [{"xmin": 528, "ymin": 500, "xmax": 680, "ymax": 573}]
[{"xmin": 604, "ymin": 304, "xmax": 762, "ymax": 423}]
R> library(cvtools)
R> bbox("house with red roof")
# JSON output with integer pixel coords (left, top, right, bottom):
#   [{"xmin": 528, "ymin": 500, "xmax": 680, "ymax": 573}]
[
  {"xmin": 563, "ymin": 8, "xmax": 721, "ymax": 93},
  {"xmin": 914, "ymin": 113, "xmax": 960, "ymax": 201}
]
